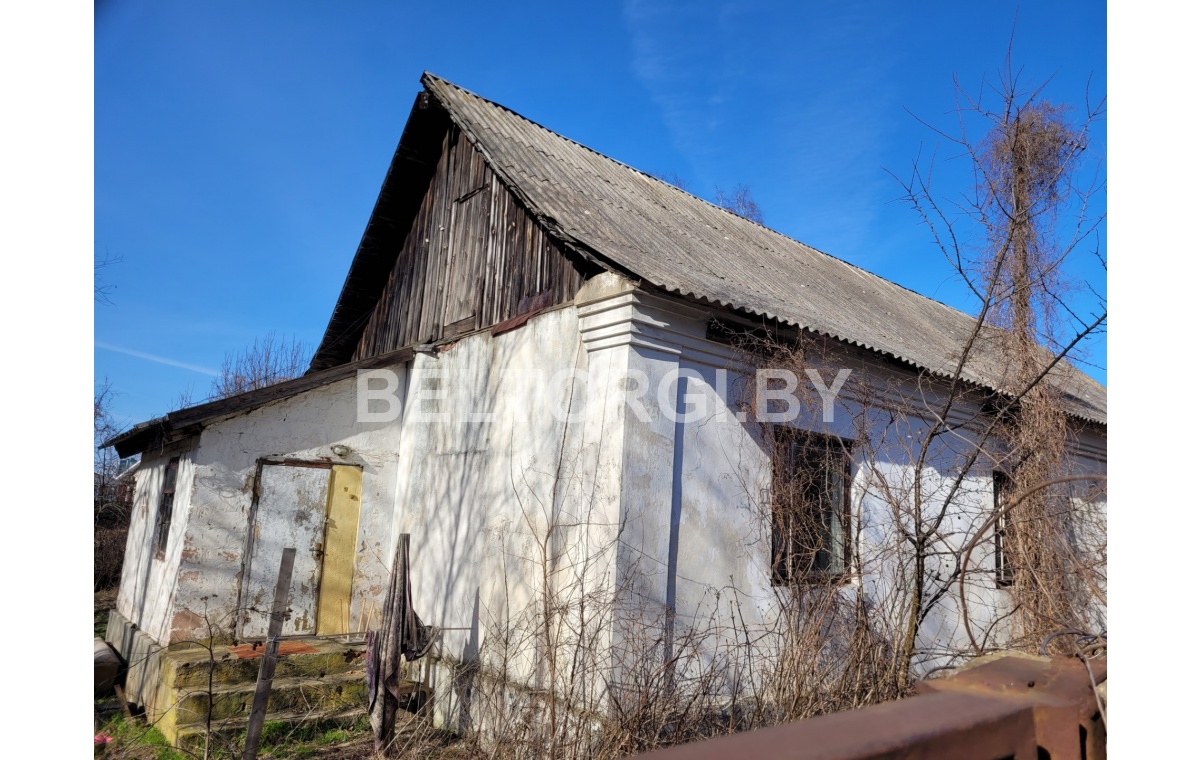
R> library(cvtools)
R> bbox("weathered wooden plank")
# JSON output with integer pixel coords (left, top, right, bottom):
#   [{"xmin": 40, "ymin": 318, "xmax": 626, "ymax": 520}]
[
  {"xmin": 425, "ymin": 127, "xmax": 455, "ymax": 341},
  {"xmin": 398, "ymin": 175, "xmax": 429, "ymax": 349},
  {"xmin": 349, "ymin": 124, "xmax": 588, "ymax": 361},
  {"xmin": 483, "ymin": 175, "xmax": 501, "ymax": 326},
  {"xmin": 316, "ymin": 465, "xmax": 363, "ymax": 636},
  {"xmin": 242, "ymin": 547, "xmax": 296, "ymax": 760}
]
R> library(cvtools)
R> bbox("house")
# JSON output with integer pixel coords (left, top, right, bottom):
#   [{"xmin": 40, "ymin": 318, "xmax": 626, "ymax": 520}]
[{"xmin": 103, "ymin": 73, "xmax": 1106, "ymax": 736}]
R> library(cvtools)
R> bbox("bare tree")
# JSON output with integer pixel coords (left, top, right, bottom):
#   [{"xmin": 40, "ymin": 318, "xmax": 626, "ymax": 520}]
[
  {"xmin": 95, "ymin": 379, "xmax": 133, "ymax": 588},
  {"xmin": 889, "ymin": 45, "xmax": 1106, "ymax": 657},
  {"xmin": 652, "ymin": 172, "xmax": 766, "ymax": 225},
  {"xmin": 208, "ymin": 331, "xmax": 312, "ymax": 400},
  {"xmin": 95, "ymin": 252, "xmax": 121, "ymax": 305},
  {"xmin": 714, "ymin": 183, "xmax": 765, "ymax": 224},
  {"xmin": 94, "ymin": 379, "xmax": 124, "ymax": 485},
  {"xmin": 95, "ymin": 262, "xmax": 131, "ymax": 587},
  {"xmin": 650, "ymin": 171, "xmax": 690, "ymax": 192}
]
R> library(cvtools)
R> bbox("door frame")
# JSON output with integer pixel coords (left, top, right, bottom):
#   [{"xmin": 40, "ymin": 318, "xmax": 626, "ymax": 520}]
[{"xmin": 235, "ymin": 457, "xmax": 343, "ymax": 642}]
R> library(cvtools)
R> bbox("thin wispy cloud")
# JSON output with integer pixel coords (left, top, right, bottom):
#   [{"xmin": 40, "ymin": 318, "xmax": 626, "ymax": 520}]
[
  {"xmin": 622, "ymin": 0, "xmax": 901, "ymax": 262},
  {"xmin": 623, "ymin": 0, "xmax": 741, "ymax": 166},
  {"xmin": 95, "ymin": 341, "xmax": 219, "ymax": 376}
]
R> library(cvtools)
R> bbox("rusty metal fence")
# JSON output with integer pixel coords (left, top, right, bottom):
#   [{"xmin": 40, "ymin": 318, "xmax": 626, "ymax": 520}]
[{"xmin": 629, "ymin": 654, "xmax": 1106, "ymax": 760}]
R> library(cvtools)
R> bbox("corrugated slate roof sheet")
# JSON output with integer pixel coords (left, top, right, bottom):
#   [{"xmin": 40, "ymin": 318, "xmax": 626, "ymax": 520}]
[{"xmin": 423, "ymin": 73, "xmax": 1105, "ymax": 425}]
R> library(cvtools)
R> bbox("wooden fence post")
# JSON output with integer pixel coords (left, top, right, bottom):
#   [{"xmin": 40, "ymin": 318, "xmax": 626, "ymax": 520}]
[{"xmin": 242, "ymin": 548, "xmax": 296, "ymax": 760}]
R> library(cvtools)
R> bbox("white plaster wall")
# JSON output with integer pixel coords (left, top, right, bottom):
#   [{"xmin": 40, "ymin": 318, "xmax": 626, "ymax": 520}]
[
  {"xmin": 653, "ymin": 365, "xmax": 1009, "ymax": 672},
  {"xmin": 574, "ymin": 281, "xmax": 1109, "ymax": 685},
  {"xmin": 392, "ymin": 304, "xmax": 623, "ymax": 698},
  {"xmin": 1064, "ymin": 430, "xmax": 1108, "ymax": 632},
  {"xmin": 154, "ymin": 369, "xmax": 407, "ymax": 644},
  {"xmin": 117, "ymin": 439, "xmax": 197, "ymax": 645},
  {"xmin": 668, "ymin": 367, "xmax": 1106, "ymax": 675},
  {"xmin": 118, "ymin": 302, "xmax": 627, "ymax": 663}
]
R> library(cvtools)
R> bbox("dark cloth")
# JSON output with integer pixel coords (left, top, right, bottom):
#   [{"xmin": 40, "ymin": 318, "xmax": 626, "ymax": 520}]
[{"xmin": 368, "ymin": 534, "xmax": 433, "ymax": 754}]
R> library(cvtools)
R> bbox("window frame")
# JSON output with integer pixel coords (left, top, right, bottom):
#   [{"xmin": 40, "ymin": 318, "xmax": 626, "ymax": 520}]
[
  {"xmin": 769, "ymin": 427, "xmax": 853, "ymax": 585},
  {"xmin": 152, "ymin": 457, "xmax": 180, "ymax": 561},
  {"xmin": 993, "ymin": 470, "xmax": 1014, "ymax": 587}
]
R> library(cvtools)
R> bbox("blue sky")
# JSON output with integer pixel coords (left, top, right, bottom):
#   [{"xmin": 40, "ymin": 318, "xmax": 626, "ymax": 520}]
[{"xmin": 94, "ymin": 1, "xmax": 1106, "ymax": 427}]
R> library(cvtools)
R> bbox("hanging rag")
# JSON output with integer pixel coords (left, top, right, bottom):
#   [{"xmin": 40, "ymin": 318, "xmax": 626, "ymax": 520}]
[{"xmin": 367, "ymin": 533, "xmax": 434, "ymax": 753}]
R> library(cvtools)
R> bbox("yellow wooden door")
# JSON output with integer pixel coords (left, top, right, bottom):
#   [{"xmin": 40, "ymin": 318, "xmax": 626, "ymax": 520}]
[{"xmin": 315, "ymin": 465, "xmax": 362, "ymax": 635}]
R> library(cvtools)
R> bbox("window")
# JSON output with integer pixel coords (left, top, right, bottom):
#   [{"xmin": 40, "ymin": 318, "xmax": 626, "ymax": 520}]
[
  {"xmin": 993, "ymin": 470, "xmax": 1014, "ymax": 586},
  {"xmin": 771, "ymin": 428, "xmax": 851, "ymax": 583},
  {"xmin": 153, "ymin": 457, "xmax": 180, "ymax": 560}
]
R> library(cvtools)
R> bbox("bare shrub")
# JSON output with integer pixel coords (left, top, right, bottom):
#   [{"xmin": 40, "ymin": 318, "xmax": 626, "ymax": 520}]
[
  {"xmin": 713, "ymin": 184, "xmax": 764, "ymax": 224},
  {"xmin": 95, "ymin": 527, "xmax": 128, "ymax": 591},
  {"xmin": 96, "ymin": 379, "xmax": 133, "ymax": 590},
  {"xmin": 423, "ymin": 409, "xmax": 907, "ymax": 760}
]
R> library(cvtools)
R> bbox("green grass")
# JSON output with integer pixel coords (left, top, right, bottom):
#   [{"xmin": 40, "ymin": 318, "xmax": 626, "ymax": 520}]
[
  {"xmin": 97, "ymin": 710, "xmax": 399, "ymax": 759},
  {"xmin": 239, "ymin": 715, "xmax": 373, "ymax": 758},
  {"xmin": 316, "ymin": 728, "xmax": 350, "ymax": 744},
  {"xmin": 96, "ymin": 692, "xmax": 375, "ymax": 759},
  {"xmin": 97, "ymin": 714, "xmax": 190, "ymax": 760}
]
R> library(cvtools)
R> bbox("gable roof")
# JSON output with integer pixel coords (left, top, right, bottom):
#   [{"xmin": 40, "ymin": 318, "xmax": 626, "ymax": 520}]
[
  {"xmin": 319, "ymin": 72, "xmax": 1103, "ymax": 424},
  {"xmin": 107, "ymin": 74, "xmax": 1104, "ymax": 459}
]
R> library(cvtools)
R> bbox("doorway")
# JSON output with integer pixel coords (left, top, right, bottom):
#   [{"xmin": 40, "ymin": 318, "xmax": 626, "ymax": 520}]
[{"xmin": 238, "ymin": 461, "xmax": 363, "ymax": 639}]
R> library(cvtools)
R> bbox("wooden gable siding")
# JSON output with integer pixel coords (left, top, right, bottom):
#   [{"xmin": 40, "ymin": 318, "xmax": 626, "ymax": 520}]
[{"xmin": 352, "ymin": 126, "xmax": 587, "ymax": 361}]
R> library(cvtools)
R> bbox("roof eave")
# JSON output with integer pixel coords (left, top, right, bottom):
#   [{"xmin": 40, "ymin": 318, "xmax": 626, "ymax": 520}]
[{"xmin": 103, "ymin": 345, "xmax": 416, "ymax": 458}]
